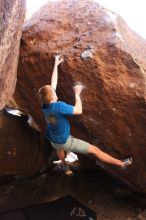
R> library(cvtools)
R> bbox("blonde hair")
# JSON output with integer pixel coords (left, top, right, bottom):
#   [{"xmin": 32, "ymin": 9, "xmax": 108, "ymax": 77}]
[{"xmin": 38, "ymin": 85, "xmax": 53, "ymax": 103}]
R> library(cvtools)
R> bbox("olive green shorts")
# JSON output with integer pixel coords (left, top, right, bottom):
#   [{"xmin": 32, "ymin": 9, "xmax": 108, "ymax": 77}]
[{"xmin": 51, "ymin": 135, "xmax": 90, "ymax": 154}]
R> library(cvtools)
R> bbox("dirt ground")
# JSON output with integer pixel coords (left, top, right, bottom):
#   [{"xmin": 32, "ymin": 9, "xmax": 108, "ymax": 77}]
[{"xmin": 0, "ymin": 166, "xmax": 145, "ymax": 220}]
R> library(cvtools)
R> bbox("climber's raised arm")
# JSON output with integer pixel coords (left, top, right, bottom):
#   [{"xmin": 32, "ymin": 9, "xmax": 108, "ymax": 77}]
[
  {"xmin": 51, "ymin": 54, "xmax": 63, "ymax": 90},
  {"xmin": 73, "ymin": 85, "xmax": 83, "ymax": 115}
]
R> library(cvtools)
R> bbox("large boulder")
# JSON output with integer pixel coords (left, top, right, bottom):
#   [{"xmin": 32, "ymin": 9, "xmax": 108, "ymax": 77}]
[
  {"xmin": 0, "ymin": 110, "xmax": 50, "ymax": 175},
  {"xmin": 14, "ymin": 0, "xmax": 146, "ymax": 192},
  {"xmin": 0, "ymin": 0, "xmax": 26, "ymax": 109}
]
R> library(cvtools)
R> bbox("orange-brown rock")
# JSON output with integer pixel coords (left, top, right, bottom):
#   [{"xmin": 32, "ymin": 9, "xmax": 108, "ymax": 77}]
[
  {"xmin": 14, "ymin": 0, "xmax": 146, "ymax": 192},
  {"xmin": 0, "ymin": 110, "xmax": 50, "ymax": 175},
  {"xmin": 0, "ymin": 0, "xmax": 26, "ymax": 109}
]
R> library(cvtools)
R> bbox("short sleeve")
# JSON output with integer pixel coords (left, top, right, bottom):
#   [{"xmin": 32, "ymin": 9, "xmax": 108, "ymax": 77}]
[
  {"xmin": 58, "ymin": 102, "xmax": 74, "ymax": 115},
  {"xmin": 42, "ymin": 103, "xmax": 49, "ymax": 110}
]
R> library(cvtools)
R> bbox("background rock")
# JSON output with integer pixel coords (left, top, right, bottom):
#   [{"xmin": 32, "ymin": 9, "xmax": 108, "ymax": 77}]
[
  {"xmin": 0, "ymin": 0, "xmax": 26, "ymax": 109},
  {"xmin": 0, "ymin": 110, "xmax": 50, "ymax": 175},
  {"xmin": 13, "ymin": 0, "xmax": 146, "ymax": 192}
]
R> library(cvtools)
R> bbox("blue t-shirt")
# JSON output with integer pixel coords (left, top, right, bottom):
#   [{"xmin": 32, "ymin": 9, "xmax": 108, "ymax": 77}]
[{"xmin": 42, "ymin": 101, "xmax": 74, "ymax": 144}]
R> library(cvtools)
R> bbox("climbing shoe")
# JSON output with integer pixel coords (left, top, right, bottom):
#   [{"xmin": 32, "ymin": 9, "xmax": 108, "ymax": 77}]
[{"xmin": 63, "ymin": 165, "xmax": 74, "ymax": 177}]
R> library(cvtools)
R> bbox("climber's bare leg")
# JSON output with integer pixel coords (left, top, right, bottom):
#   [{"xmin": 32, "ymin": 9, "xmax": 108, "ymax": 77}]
[
  {"xmin": 88, "ymin": 145, "xmax": 124, "ymax": 167},
  {"xmin": 56, "ymin": 149, "xmax": 66, "ymax": 165}
]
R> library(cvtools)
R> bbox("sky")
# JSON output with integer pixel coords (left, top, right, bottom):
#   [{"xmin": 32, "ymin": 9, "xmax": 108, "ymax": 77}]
[{"xmin": 26, "ymin": 0, "xmax": 146, "ymax": 39}]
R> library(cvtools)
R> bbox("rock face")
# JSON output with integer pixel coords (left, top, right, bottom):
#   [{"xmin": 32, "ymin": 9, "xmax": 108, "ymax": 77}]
[
  {"xmin": 14, "ymin": 0, "xmax": 146, "ymax": 192},
  {"xmin": 0, "ymin": 110, "xmax": 50, "ymax": 175},
  {"xmin": 0, "ymin": 0, "xmax": 26, "ymax": 109}
]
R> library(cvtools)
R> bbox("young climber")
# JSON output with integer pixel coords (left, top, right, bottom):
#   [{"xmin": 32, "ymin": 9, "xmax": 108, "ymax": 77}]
[{"xmin": 39, "ymin": 55, "xmax": 132, "ymax": 175}]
